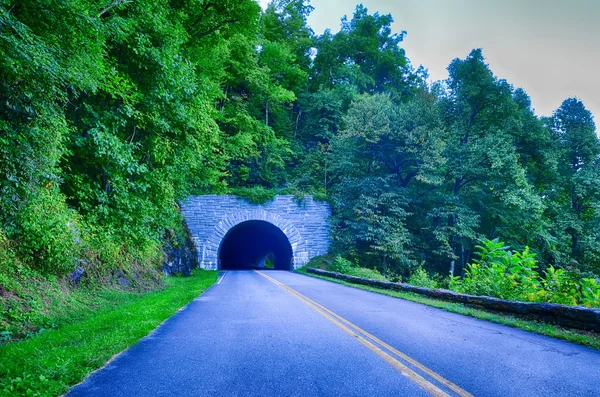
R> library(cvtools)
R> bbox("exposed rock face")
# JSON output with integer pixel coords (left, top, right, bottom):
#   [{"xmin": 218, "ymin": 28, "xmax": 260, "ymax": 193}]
[
  {"xmin": 307, "ymin": 268, "xmax": 600, "ymax": 332},
  {"xmin": 70, "ymin": 266, "xmax": 85, "ymax": 283},
  {"xmin": 70, "ymin": 259, "xmax": 89, "ymax": 284},
  {"xmin": 162, "ymin": 224, "xmax": 198, "ymax": 276},
  {"xmin": 118, "ymin": 277, "xmax": 130, "ymax": 287}
]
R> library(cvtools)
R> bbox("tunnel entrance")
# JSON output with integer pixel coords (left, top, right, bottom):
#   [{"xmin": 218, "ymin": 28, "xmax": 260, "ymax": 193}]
[{"xmin": 218, "ymin": 220, "xmax": 293, "ymax": 270}]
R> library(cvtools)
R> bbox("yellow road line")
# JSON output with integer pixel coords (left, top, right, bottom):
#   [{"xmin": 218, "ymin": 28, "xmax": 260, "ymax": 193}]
[
  {"xmin": 254, "ymin": 270, "xmax": 449, "ymax": 397},
  {"xmin": 266, "ymin": 274, "xmax": 473, "ymax": 397},
  {"xmin": 255, "ymin": 271, "xmax": 472, "ymax": 397}
]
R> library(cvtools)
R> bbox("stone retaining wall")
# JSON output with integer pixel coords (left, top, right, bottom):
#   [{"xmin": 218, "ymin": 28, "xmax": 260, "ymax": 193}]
[{"xmin": 307, "ymin": 268, "xmax": 600, "ymax": 332}]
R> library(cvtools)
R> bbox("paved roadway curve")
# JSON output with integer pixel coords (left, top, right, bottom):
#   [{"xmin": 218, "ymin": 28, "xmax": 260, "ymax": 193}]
[{"xmin": 67, "ymin": 270, "xmax": 600, "ymax": 397}]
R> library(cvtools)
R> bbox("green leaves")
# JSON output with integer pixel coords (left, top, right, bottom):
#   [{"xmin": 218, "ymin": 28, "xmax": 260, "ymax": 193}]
[
  {"xmin": 0, "ymin": 0, "xmax": 261, "ymax": 276},
  {"xmin": 547, "ymin": 98, "xmax": 600, "ymax": 270},
  {"xmin": 14, "ymin": 187, "xmax": 78, "ymax": 275},
  {"xmin": 312, "ymin": 4, "xmax": 409, "ymax": 97},
  {"xmin": 449, "ymin": 239, "xmax": 600, "ymax": 307},
  {"xmin": 1, "ymin": 0, "xmax": 599, "ymax": 292}
]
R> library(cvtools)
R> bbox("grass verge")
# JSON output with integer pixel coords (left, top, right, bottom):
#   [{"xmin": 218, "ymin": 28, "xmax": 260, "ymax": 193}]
[
  {"xmin": 0, "ymin": 269, "xmax": 217, "ymax": 397},
  {"xmin": 297, "ymin": 268, "xmax": 600, "ymax": 350}
]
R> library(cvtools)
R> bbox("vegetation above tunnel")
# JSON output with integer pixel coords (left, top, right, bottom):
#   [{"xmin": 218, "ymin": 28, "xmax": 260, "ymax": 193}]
[{"xmin": 2, "ymin": 0, "xmax": 600, "ymax": 340}]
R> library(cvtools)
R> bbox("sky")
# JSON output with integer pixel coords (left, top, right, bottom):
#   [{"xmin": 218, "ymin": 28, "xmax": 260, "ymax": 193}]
[{"xmin": 259, "ymin": 0, "xmax": 600, "ymax": 121}]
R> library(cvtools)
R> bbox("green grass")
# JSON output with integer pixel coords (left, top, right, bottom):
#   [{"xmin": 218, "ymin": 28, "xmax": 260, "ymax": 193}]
[
  {"xmin": 0, "ymin": 269, "xmax": 217, "ymax": 397},
  {"xmin": 338, "ymin": 266, "xmax": 387, "ymax": 280},
  {"xmin": 297, "ymin": 268, "xmax": 600, "ymax": 350},
  {"xmin": 304, "ymin": 253, "xmax": 387, "ymax": 281}
]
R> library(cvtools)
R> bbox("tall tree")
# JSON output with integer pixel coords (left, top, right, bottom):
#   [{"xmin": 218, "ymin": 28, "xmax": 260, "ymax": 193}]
[
  {"xmin": 261, "ymin": 0, "xmax": 314, "ymax": 71},
  {"xmin": 311, "ymin": 5, "xmax": 411, "ymax": 98},
  {"xmin": 436, "ymin": 49, "xmax": 544, "ymax": 275},
  {"xmin": 330, "ymin": 94, "xmax": 445, "ymax": 274},
  {"xmin": 550, "ymin": 98, "xmax": 600, "ymax": 272}
]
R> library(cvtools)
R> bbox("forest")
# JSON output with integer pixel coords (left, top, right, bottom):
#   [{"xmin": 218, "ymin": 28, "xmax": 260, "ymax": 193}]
[{"xmin": 1, "ymin": 0, "xmax": 600, "ymax": 304}]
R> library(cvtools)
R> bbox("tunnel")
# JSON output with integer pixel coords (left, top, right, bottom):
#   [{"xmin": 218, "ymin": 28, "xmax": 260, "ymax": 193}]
[{"xmin": 218, "ymin": 220, "xmax": 293, "ymax": 270}]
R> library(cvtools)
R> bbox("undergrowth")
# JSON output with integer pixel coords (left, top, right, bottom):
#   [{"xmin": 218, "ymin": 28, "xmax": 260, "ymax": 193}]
[
  {"xmin": 0, "ymin": 235, "xmax": 164, "ymax": 342},
  {"xmin": 307, "ymin": 254, "xmax": 387, "ymax": 281},
  {"xmin": 310, "ymin": 238, "xmax": 600, "ymax": 309},
  {"xmin": 0, "ymin": 269, "xmax": 217, "ymax": 397},
  {"xmin": 226, "ymin": 186, "xmax": 328, "ymax": 205}
]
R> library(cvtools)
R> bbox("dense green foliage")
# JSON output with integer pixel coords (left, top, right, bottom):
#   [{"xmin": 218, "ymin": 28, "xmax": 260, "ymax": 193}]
[
  {"xmin": 0, "ymin": 232, "xmax": 163, "ymax": 340},
  {"xmin": 328, "ymin": 53, "xmax": 600, "ymax": 280},
  {"xmin": 1, "ymin": 0, "xmax": 599, "ymax": 311},
  {"xmin": 0, "ymin": 269, "xmax": 216, "ymax": 397},
  {"xmin": 316, "ymin": 239, "xmax": 600, "ymax": 308},
  {"xmin": 302, "ymin": 254, "xmax": 386, "ymax": 280},
  {"xmin": 452, "ymin": 239, "xmax": 600, "ymax": 307}
]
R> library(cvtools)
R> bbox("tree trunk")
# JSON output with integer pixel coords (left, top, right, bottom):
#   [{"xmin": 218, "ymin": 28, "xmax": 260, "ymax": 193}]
[
  {"xmin": 295, "ymin": 110, "xmax": 302, "ymax": 138},
  {"xmin": 324, "ymin": 160, "xmax": 327, "ymax": 194},
  {"xmin": 265, "ymin": 99, "xmax": 269, "ymax": 126}
]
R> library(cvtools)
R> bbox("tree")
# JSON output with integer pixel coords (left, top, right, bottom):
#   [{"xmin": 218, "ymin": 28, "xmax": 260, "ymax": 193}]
[
  {"xmin": 261, "ymin": 0, "xmax": 314, "ymax": 71},
  {"xmin": 0, "ymin": 0, "xmax": 267, "ymax": 275},
  {"xmin": 550, "ymin": 98, "xmax": 600, "ymax": 272},
  {"xmin": 311, "ymin": 5, "xmax": 411, "ymax": 98},
  {"xmin": 330, "ymin": 94, "xmax": 445, "ymax": 274},
  {"xmin": 436, "ymin": 49, "xmax": 544, "ymax": 275}
]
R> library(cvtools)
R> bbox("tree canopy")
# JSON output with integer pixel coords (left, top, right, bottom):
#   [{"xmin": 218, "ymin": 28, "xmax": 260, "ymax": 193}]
[{"xmin": 1, "ymin": 0, "xmax": 599, "ymax": 282}]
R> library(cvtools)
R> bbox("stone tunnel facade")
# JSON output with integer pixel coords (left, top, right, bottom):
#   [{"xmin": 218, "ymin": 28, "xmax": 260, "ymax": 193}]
[{"xmin": 180, "ymin": 195, "xmax": 332, "ymax": 270}]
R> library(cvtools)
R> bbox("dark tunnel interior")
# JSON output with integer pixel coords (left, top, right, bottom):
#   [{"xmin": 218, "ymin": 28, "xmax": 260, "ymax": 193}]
[{"xmin": 218, "ymin": 220, "xmax": 293, "ymax": 270}]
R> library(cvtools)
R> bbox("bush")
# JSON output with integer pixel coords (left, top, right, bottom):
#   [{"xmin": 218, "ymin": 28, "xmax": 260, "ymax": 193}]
[
  {"xmin": 303, "ymin": 254, "xmax": 335, "ymax": 270},
  {"xmin": 330, "ymin": 255, "xmax": 355, "ymax": 274},
  {"xmin": 14, "ymin": 188, "xmax": 78, "ymax": 275},
  {"xmin": 230, "ymin": 186, "xmax": 277, "ymax": 204},
  {"xmin": 407, "ymin": 267, "xmax": 439, "ymax": 289},
  {"xmin": 580, "ymin": 278, "xmax": 600, "ymax": 308},
  {"xmin": 348, "ymin": 266, "xmax": 387, "ymax": 281},
  {"xmin": 452, "ymin": 239, "xmax": 542, "ymax": 301},
  {"xmin": 542, "ymin": 266, "xmax": 579, "ymax": 306},
  {"xmin": 264, "ymin": 254, "xmax": 275, "ymax": 269},
  {"xmin": 450, "ymin": 239, "xmax": 600, "ymax": 307},
  {"xmin": 328, "ymin": 255, "xmax": 387, "ymax": 280}
]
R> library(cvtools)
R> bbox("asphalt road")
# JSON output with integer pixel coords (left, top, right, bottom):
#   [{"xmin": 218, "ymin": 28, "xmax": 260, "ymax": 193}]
[{"xmin": 67, "ymin": 270, "xmax": 600, "ymax": 397}]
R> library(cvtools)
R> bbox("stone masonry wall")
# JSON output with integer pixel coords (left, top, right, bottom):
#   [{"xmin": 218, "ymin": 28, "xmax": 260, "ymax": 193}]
[{"xmin": 180, "ymin": 195, "xmax": 331, "ymax": 270}]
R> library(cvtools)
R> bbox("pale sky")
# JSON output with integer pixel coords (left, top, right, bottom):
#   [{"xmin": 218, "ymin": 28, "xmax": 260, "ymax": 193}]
[{"xmin": 259, "ymin": 0, "xmax": 600, "ymax": 121}]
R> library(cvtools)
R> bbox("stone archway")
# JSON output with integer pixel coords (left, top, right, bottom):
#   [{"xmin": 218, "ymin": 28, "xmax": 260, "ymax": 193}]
[
  {"xmin": 180, "ymin": 195, "xmax": 330, "ymax": 270},
  {"xmin": 195, "ymin": 209, "xmax": 308, "ymax": 270},
  {"xmin": 218, "ymin": 220, "xmax": 294, "ymax": 270},
  {"xmin": 212, "ymin": 210, "xmax": 307, "ymax": 270}
]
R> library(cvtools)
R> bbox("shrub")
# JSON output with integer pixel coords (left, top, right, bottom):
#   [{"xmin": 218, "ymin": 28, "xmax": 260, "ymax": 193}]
[
  {"xmin": 348, "ymin": 266, "xmax": 387, "ymax": 281},
  {"xmin": 580, "ymin": 278, "xmax": 600, "ymax": 308},
  {"xmin": 264, "ymin": 254, "xmax": 275, "ymax": 269},
  {"xmin": 330, "ymin": 255, "xmax": 355, "ymax": 274},
  {"xmin": 451, "ymin": 239, "xmax": 600, "ymax": 308},
  {"xmin": 303, "ymin": 254, "xmax": 335, "ymax": 270},
  {"xmin": 407, "ymin": 267, "xmax": 439, "ymax": 289},
  {"xmin": 542, "ymin": 266, "xmax": 579, "ymax": 306},
  {"xmin": 14, "ymin": 188, "xmax": 78, "ymax": 275},
  {"xmin": 455, "ymin": 239, "xmax": 543, "ymax": 301},
  {"xmin": 327, "ymin": 255, "xmax": 387, "ymax": 281},
  {"xmin": 230, "ymin": 186, "xmax": 277, "ymax": 204}
]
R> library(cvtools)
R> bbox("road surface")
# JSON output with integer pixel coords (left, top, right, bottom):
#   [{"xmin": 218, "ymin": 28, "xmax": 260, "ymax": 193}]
[{"xmin": 67, "ymin": 270, "xmax": 600, "ymax": 396}]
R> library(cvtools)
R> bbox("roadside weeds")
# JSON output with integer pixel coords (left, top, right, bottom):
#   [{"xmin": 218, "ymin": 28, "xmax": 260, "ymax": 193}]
[{"xmin": 297, "ymin": 268, "xmax": 600, "ymax": 350}]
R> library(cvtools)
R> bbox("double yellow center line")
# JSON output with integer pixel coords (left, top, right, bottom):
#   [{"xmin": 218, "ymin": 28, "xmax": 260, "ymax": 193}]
[{"xmin": 254, "ymin": 270, "xmax": 473, "ymax": 397}]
